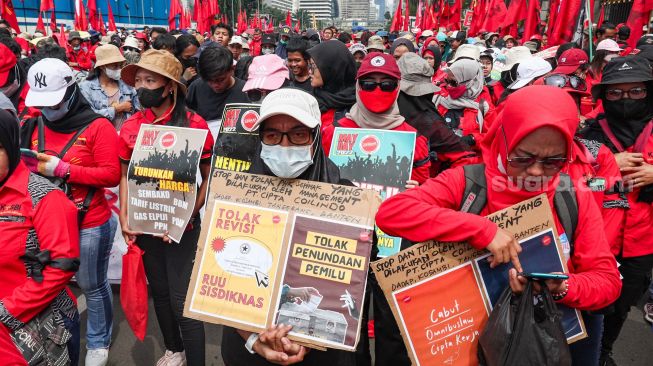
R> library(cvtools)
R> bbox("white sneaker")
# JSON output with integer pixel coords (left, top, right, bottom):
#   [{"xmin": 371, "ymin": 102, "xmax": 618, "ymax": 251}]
[
  {"xmin": 85, "ymin": 348, "xmax": 109, "ymax": 366},
  {"xmin": 156, "ymin": 350, "xmax": 186, "ymax": 366}
]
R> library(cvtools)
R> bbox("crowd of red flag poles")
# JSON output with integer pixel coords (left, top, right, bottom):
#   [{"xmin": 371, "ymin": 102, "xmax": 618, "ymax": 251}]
[{"xmin": 0, "ymin": 0, "xmax": 652, "ymax": 47}]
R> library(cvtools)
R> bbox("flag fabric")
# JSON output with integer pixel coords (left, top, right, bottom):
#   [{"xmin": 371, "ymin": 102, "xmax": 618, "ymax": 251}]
[
  {"xmin": 626, "ymin": 0, "xmax": 653, "ymax": 48},
  {"xmin": 1, "ymin": 0, "xmax": 21, "ymax": 32},
  {"xmin": 286, "ymin": 10, "xmax": 291, "ymax": 27},
  {"xmin": 390, "ymin": 0, "xmax": 402, "ymax": 32},
  {"xmin": 169, "ymin": 0, "xmax": 182, "ymax": 29},
  {"xmin": 40, "ymin": 0, "xmax": 54, "ymax": 11},
  {"xmin": 49, "ymin": 8, "xmax": 57, "ymax": 33},
  {"xmin": 87, "ymin": 0, "xmax": 100, "ymax": 31},
  {"xmin": 501, "ymin": 0, "xmax": 526, "ymax": 37},
  {"xmin": 403, "ymin": 0, "xmax": 410, "ymax": 31},
  {"xmin": 98, "ymin": 8, "xmax": 106, "ymax": 34},
  {"xmin": 447, "ymin": 0, "xmax": 462, "ymax": 30},
  {"xmin": 523, "ymin": 0, "xmax": 541, "ymax": 42},
  {"xmin": 74, "ymin": 0, "xmax": 88, "ymax": 30},
  {"xmin": 107, "ymin": 0, "xmax": 117, "ymax": 32},
  {"xmin": 481, "ymin": 0, "xmax": 507, "ymax": 33},
  {"xmin": 597, "ymin": 3, "xmax": 605, "ymax": 27},
  {"xmin": 546, "ymin": 0, "xmax": 561, "ymax": 41},
  {"xmin": 468, "ymin": 0, "xmax": 485, "ymax": 35},
  {"xmin": 58, "ymin": 25, "xmax": 68, "ymax": 48},
  {"xmin": 549, "ymin": 0, "xmax": 582, "ymax": 46},
  {"xmin": 36, "ymin": 11, "xmax": 46, "ymax": 33},
  {"xmin": 294, "ymin": 17, "xmax": 300, "ymax": 33},
  {"xmin": 415, "ymin": 0, "xmax": 423, "ymax": 30}
]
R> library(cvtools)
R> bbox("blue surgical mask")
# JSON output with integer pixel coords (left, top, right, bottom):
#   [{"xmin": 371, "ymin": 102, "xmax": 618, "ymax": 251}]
[
  {"xmin": 260, "ymin": 143, "xmax": 314, "ymax": 178},
  {"xmin": 41, "ymin": 93, "xmax": 73, "ymax": 121}
]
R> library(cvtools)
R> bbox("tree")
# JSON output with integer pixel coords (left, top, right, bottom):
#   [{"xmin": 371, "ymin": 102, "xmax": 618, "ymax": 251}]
[
  {"xmin": 384, "ymin": 11, "xmax": 391, "ymax": 20},
  {"xmin": 294, "ymin": 9, "xmax": 311, "ymax": 30}
]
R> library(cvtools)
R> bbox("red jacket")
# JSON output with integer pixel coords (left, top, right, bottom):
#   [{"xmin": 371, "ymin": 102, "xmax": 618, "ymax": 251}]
[
  {"xmin": 322, "ymin": 117, "xmax": 431, "ymax": 184},
  {"xmin": 66, "ymin": 48, "xmax": 93, "ymax": 71},
  {"xmin": 27, "ymin": 117, "xmax": 121, "ymax": 229},
  {"xmin": 376, "ymin": 166, "xmax": 622, "ymax": 311},
  {"xmin": 249, "ymin": 36, "xmax": 262, "ymax": 57},
  {"xmin": 0, "ymin": 163, "xmax": 80, "ymax": 327},
  {"xmin": 565, "ymin": 139, "xmax": 626, "ymax": 256}
]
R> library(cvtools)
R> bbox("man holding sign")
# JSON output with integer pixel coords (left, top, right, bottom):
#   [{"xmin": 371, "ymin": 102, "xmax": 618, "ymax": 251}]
[{"xmin": 376, "ymin": 87, "xmax": 621, "ymax": 366}]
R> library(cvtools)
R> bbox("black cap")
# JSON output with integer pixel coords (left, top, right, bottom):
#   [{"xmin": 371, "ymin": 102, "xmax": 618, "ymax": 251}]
[
  {"xmin": 636, "ymin": 45, "xmax": 653, "ymax": 66},
  {"xmin": 592, "ymin": 55, "xmax": 653, "ymax": 100},
  {"xmin": 637, "ymin": 34, "xmax": 653, "ymax": 47},
  {"xmin": 280, "ymin": 26, "xmax": 292, "ymax": 35},
  {"xmin": 261, "ymin": 33, "xmax": 276, "ymax": 46}
]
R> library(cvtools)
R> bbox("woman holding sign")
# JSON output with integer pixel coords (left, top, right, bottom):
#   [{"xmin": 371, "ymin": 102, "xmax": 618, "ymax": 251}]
[
  {"xmin": 220, "ymin": 88, "xmax": 356, "ymax": 366},
  {"xmin": 376, "ymin": 86, "xmax": 621, "ymax": 365},
  {"xmin": 117, "ymin": 49, "xmax": 214, "ymax": 366}
]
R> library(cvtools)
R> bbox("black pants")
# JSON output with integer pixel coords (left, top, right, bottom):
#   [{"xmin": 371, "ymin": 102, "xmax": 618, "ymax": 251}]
[
  {"xmin": 137, "ymin": 226, "xmax": 205, "ymax": 366},
  {"xmin": 601, "ymin": 253, "xmax": 653, "ymax": 354}
]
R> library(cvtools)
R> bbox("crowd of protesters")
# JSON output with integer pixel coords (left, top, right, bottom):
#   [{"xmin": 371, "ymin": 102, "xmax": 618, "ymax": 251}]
[{"xmin": 0, "ymin": 15, "xmax": 653, "ymax": 366}]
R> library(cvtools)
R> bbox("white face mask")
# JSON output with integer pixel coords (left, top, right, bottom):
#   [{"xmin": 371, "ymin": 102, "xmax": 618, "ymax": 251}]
[
  {"xmin": 260, "ymin": 143, "xmax": 313, "ymax": 178},
  {"xmin": 262, "ymin": 47, "xmax": 275, "ymax": 55},
  {"xmin": 104, "ymin": 67, "xmax": 122, "ymax": 81}
]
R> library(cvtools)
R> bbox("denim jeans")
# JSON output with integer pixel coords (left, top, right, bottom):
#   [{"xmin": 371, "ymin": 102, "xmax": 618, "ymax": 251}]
[
  {"xmin": 76, "ymin": 217, "xmax": 117, "ymax": 349},
  {"xmin": 570, "ymin": 312, "xmax": 604, "ymax": 366}
]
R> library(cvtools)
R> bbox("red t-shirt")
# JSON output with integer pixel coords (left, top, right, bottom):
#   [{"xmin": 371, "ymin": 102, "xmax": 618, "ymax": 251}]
[
  {"xmin": 28, "ymin": 118, "xmax": 121, "ymax": 229},
  {"xmin": 118, "ymin": 108, "xmax": 214, "ymax": 162}
]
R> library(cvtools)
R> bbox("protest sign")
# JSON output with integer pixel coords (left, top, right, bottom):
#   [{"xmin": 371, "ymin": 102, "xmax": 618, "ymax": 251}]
[
  {"xmin": 328, "ymin": 127, "xmax": 415, "ymax": 257},
  {"xmin": 127, "ymin": 125, "xmax": 207, "ymax": 243},
  {"xmin": 372, "ymin": 194, "xmax": 586, "ymax": 366},
  {"xmin": 212, "ymin": 103, "xmax": 261, "ymax": 173},
  {"xmin": 185, "ymin": 170, "xmax": 381, "ymax": 351}
]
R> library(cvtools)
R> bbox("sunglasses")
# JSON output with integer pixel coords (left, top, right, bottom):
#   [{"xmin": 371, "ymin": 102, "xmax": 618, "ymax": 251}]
[
  {"xmin": 543, "ymin": 74, "xmax": 587, "ymax": 91},
  {"xmin": 246, "ymin": 89, "xmax": 268, "ymax": 102},
  {"xmin": 507, "ymin": 156, "xmax": 568, "ymax": 171},
  {"xmin": 358, "ymin": 79, "xmax": 399, "ymax": 92},
  {"xmin": 605, "ymin": 87, "xmax": 647, "ymax": 101}
]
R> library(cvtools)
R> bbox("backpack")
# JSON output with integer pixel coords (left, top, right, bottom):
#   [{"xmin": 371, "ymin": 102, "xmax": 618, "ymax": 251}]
[
  {"xmin": 460, "ymin": 164, "xmax": 579, "ymax": 254},
  {"xmin": 35, "ymin": 117, "xmax": 96, "ymax": 225}
]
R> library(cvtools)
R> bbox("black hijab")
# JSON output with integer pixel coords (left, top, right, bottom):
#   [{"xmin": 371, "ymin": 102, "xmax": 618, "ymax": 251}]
[
  {"xmin": 249, "ymin": 125, "xmax": 342, "ymax": 184},
  {"xmin": 390, "ymin": 38, "xmax": 415, "ymax": 55},
  {"xmin": 307, "ymin": 41, "xmax": 357, "ymax": 113},
  {"xmin": 0, "ymin": 108, "xmax": 20, "ymax": 186},
  {"xmin": 20, "ymin": 84, "xmax": 102, "ymax": 146}
]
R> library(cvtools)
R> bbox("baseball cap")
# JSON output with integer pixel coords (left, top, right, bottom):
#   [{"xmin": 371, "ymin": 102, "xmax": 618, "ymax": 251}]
[
  {"xmin": 553, "ymin": 48, "xmax": 588, "ymax": 74},
  {"xmin": 591, "ymin": 55, "xmax": 653, "ymax": 99},
  {"xmin": 349, "ymin": 43, "xmax": 367, "ymax": 56},
  {"xmin": 357, "ymin": 53, "xmax": 401, "ymax": 80},
  {"xmin": 25, "ymin": 58, "xmax": 76, "ymax": 107},
  {"xmin": 261, "ymin": 33, "xmax": 276, "ymax": 46},
  {"xmin": 451, "ymin": 44, "xmax": 480, "ymax": 63},
  {"xmin": 508, "ymin": 57, "xmax": 552, "ymax": 89},
  {"xmin": 596, "ymin": 39, "xmax": 622, "ymax": 52},
  {"xmin": 243, "ymin": 54, "xmax": 289, "ymax": 92},
  {"xmin": 421, "ymin": 30, "xmax": 434, "ymax": 38},
  {"xmin": 253, "ymin": 88, "xmax": 322, "ymax": 130},
  {"xmin": 229, "ymin": 35, "xmax": 244, "ymax": 46},
  {"xmin": 448, "ymin": 31, "xmax": 467, "ymax": 43},
  {"xmin": 0, "ymin": 43, "xmax": 17, "ymax": 87},
  {"xmin": 366, "ymin": 35, "xmax": 385, "ymax": 51}
]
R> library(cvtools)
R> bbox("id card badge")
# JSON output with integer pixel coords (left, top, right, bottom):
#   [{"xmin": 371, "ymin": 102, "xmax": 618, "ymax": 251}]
[
  {"xmin": 559, "ymin": 233, "xmax": 571, "ymax": 262},
  {"xmin": 587, "ymin": 177, "xmax": 606, "ymax": 192}
]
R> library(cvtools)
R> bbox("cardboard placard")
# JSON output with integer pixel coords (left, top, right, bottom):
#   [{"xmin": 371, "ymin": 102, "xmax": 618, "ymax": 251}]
[
  {"xmin": 328, "ymin": 127, "xmax": 416, "ymax": 257},
  {"xmin": 212, "ymin": 103, "xmax": 261, "ymax": 173},
  {"xmin": 184, "ymin": 170, "xmax": 381, "ymax": 351},
  {"xmin": 372, "ymin": 195, "xmax": 586, "ymax": 366},
  {"xmin": 127, "ymin": 125, "xmax": 207, "ymax": 242}
]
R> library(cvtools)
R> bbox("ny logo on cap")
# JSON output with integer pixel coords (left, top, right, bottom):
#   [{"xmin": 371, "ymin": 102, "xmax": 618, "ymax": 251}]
[
  {"xmin": 371, "ymin": 56, "xmax": 385, "ymax": 67},
  {"xmin": 34, "ymin": 72, "xmax": 47, "ymax": 88},
  {"xmin": 618, "ymin": 62, "xmax": 632, "ymax": 71}
]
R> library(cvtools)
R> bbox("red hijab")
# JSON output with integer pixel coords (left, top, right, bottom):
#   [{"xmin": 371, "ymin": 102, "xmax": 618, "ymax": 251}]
[{"xmin": 484, "ymin": 86, "xmax": 577, "ymax": 213}]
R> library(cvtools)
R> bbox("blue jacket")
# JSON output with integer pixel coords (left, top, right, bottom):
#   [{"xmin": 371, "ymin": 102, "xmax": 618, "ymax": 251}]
[{"xmin": 79, "ymin": 77, "xmax": 140, "ymax": 125}]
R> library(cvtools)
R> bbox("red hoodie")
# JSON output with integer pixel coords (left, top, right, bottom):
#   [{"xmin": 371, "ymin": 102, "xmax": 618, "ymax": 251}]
[
  {"xmin": 249, "ymin": 36, "xmax": 262, "ymax": 57},
  {"xmin": 376, "ymin": 87, "xmax": 621, "ymax": 311}
]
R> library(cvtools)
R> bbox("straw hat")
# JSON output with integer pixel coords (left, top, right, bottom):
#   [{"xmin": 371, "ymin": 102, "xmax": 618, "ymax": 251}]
[
  {"xmin": 94, "ymin": 44, "xmax": 126, "ymax": 68},
  {"xmin": 121, "ymin": 49, "xmax": 186, "ymax": 93}
]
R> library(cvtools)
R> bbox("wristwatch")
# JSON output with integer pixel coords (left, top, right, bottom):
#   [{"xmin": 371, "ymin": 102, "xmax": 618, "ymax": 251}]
[{"xmin": 245, "ymin": 333, "xmax": 259, "ymax": 354}]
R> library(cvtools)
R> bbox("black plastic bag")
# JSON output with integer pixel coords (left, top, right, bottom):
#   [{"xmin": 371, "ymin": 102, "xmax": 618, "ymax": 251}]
[{"xmin": 478, "ymin": 281, "xmax": 572, "ymax": 366}]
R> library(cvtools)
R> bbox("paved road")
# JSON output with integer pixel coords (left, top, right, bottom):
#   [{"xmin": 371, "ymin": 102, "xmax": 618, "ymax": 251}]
[{"xmin": 73, "ymin": 286, "xmax": 653, "ymax": 365}]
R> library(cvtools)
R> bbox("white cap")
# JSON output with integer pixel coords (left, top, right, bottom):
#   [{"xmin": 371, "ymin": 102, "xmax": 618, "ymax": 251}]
[
  {"xmin": 253, "ymin": 88, "xmax": 321, "ymax": 130},
  {"xmin": 122, "ymin": 36, "xmax": 140, "ymax": 50},
  {"xmin": 508, "ymin": 57, "xmax": 552, "ymax": 89},
  {"xmin": 25, "ymin": 58, "xmax": 75, "ymax": 107},
  {"xmin": 596, "ymin": 39, "xmax": 622, "ymax": 52},
  {"xmin": 229, "ymin": 35, "xmax": 243, "ymax": 46},
  {"xmin": 451, "ymin": 44, "xmax": 480, "ymax": 63},
  {"xmin": 421, "ymin": 30, "xmax": 434, "ymax": 38},
  {"xmin": 504, "ymin": 46, "xmax": 533, "ymax": 69}
]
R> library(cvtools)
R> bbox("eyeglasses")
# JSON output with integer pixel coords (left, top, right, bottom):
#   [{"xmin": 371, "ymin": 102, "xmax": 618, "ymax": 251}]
[
  {"xmin": 605, "ymin": 87, "xmax": 647, "ymax": 101},
  {"xmin": 246, "ymin": 89, "xmax": 268, "ymax": 102},
  {"xmin": 358, "ymin": 79, "xmax": 399, "ymax": 92},
  {"xmin": 543, "ymin": 74, "xmax": 587, "ymax": 91},
  {"xmin": 260, "ymin": 127, "xmax": 316, "ymax": 146},
  {"xmin": 507, "ymin": 156, "xmax": 568, "ymax": 171}
]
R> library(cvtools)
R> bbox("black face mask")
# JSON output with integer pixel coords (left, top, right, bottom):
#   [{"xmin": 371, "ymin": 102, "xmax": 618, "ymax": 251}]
[
  {"xmin": 137, "ymin": 86, "xmax": 167, "ymax": 108},
  {"xmin": 603, "ymin": 97, "xmax": 653, "ymax": 148},
  {"xmin": 180, "ymin": 57, "xmax": 197, "ymax": 70}
]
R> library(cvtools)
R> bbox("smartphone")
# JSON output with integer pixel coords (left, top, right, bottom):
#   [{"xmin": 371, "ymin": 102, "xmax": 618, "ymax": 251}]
[
  {"xmin": 20, "ymin": 148, "xmax": 37, "ymax": 158},
  {"xmin": 518, "ymin": 272, "xmax": 569, "ymax": 281}
]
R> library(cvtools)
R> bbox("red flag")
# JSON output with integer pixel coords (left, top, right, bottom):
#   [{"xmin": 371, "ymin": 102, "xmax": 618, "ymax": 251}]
[
  {"xmin": 626, "ymin": 0, "xmax": 653, "ymax": 48},
  {"xmin": 49, "ymin": 9, "xmax": 57, "ymax": 33},
  {"xmin": 468, "ymin": 0, "xmax": 484, "ymax": 35},
  {"xmin": 1, "ymin": 0, "xmax": 21, "ymax": 32},
  {"xmin": 415, "ymin": 0, "xmax": 423, "ymax": 29},
  {"xmin": 549, "ymin": 0, "xmax": 582, "ymax": 46},
  {"xmin": 107, "ymin": 0, "xmax": 117, "ymax": 32},
  {"xmin": 597, "ymin": 4, "xmax": 604, "ymax": 28},
  {"xmin": 286, "ymin": 10, "xmax": 291, "ymax": 27},
  {"xmin": 523, "ymin": 0, "xmax": 541, "ymax": 41},
  {"xmin": 40, "ymin": 0, "xmax": 54, "ymax": 11},
  {"xmin": 98, "ymin": 8, "xmax": 106, "ymax": 35},
  {"xmin": 448, "ymin": 0, "xmax": 462, "ymax": 30},
  {"xmin": 294, "ymin": 18, "xmax": 300, "ymax": 33},
  {"xmin": 390, "ymin": 0, "xmax": 402, "ymax": 32},
  {"xmin": 481, "ymin": 0, "xmax": 507, "ymax": 33},
  {"xmin": 546, "ymin": 0, "xmax": 560, "ymax": 41},
  {"xmin": 36, "ymin": 11, "xmax": 46, "ymax": 33},
  {"xmin": 87, "ymin": 0, "xmax": 100, "ymax": 31},
  {"xmin": 501, "ymin": 0, "xmax": 526, "ymax": 37},
  {"xmin": 58, "ymin": 25, "xmax": 68, "ymax": 48},
  {"xmin": 169, "ymin": 0, "xmax": 182, "ymax": 29},
  {"xmin": 403, "ymin": 0, "xmax": 409, "ymax": 31},
  {"xmin": 74, "ymin": 0, "xmax": 89, "ymax": 30}
]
